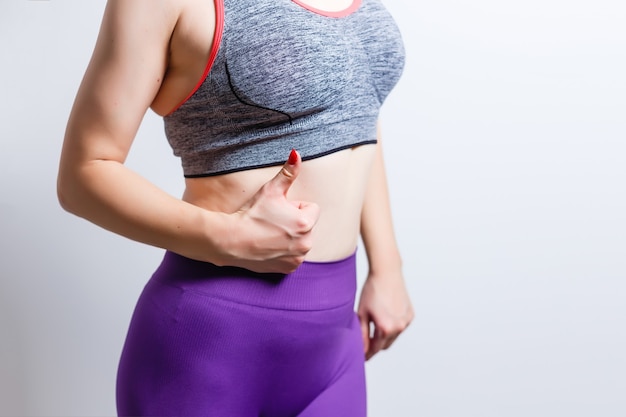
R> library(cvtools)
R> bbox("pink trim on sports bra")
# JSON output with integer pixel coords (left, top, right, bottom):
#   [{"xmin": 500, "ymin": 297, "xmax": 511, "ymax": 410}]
[
  {"xmin": 291, "ymin": 0, "xmax": 362, "ymax": 18},
  {"xmin": 166, "ymin": 0, "xmax": 225, "ymax": 116}
]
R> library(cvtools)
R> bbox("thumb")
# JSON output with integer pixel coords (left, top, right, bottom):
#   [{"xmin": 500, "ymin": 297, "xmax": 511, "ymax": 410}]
[{"xmin": 268, "ymin": 149, "xmax": 301, "ymax": 196}]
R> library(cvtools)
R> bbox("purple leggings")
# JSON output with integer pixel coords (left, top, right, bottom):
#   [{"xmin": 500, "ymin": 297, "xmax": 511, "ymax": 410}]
[{"xmin": 116, "ymin": 251, "xmax": 366, "ymax": 416}]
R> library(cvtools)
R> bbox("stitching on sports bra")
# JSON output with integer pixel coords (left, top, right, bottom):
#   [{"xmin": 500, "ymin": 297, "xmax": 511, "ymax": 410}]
[{"xmin": 224, "ymin": 61, "xmax": 294, "ymax": 126}]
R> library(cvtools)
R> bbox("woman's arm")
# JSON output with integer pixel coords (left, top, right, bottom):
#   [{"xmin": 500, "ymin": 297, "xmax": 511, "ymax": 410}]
[
  {"xmin": 357, "ymin": 125, "xmax": 414, "ymax": 360},
  {"xmin": 58, "ymin": 0, "xmax": 318, "ymax": 273}
]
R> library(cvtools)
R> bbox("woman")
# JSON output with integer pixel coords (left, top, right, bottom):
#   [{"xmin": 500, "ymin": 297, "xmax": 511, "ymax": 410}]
[{"xmin": 58, "ymin": 0, "xmax": 413, "ymax": 415}]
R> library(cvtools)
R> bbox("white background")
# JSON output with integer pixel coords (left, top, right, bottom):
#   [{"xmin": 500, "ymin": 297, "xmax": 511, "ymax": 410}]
[{"xmin": 1, "ymin": 0, "xmax": 625, "ymax": 416}]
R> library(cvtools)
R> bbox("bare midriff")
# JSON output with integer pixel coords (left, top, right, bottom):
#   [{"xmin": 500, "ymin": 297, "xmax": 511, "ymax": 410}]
[
  {"xmin": 182, "ymin": 145, "xmax": 376, "ymax": 262},
  {"xmin": 148, "ymin": 0, "xmax": 375, "ymax": 262}
]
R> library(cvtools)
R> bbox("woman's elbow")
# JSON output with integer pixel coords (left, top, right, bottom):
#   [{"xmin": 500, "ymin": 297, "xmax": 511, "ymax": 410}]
[
  {"xmin": 57, "ymin": 169, "xmax": 77, "ymax": 214},
  {"xmin": 56, "ymin": 163, "xmax": 88, "ymax": 215}
]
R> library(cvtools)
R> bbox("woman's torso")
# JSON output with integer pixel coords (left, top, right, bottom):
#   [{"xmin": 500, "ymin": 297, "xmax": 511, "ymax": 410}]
[{"xmin": 149, "ymin": 0, "xmax": 396, "ymax": 261}]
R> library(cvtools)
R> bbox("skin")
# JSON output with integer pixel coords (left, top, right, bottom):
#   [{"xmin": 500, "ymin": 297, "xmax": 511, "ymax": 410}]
[{"xmin": 58, "ymin": 0, "xmax": 413, "ymax": 360}]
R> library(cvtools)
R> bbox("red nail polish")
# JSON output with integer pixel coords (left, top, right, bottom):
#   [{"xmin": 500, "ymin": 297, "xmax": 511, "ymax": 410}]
[{"xmin": 288, "ymin": 149, "xmax": 298, "ymax": 165}]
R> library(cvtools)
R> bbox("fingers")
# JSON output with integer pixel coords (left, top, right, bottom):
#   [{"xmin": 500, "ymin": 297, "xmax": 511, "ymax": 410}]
[
  {"xmin": 359, "ymin": 310, "xmax": 388, "ymax": 361},
  {"xmin": 364, "ymin": 327, "xmax": 398, "ymax": 361},
  {"xmin": 382, "ymin": 334, "xmax": 399, "ymax": 350},
  {"xmin": 362, "ymin": 315, "xmax": 413, "ymax": 361},
  {"xmin": 366, "ymin": 328, "xmax": 387, "ymax": 361},
  {"xmin": 294, "ymin": 200, "xmax": 321, "ymax": 231},
  {"xmin": 359, "ymin": 314, "xmax": 370, "ymax": 357},
  {"xmin": 268, "ymin": 149, "xmax": 301, "ymax": 196}
]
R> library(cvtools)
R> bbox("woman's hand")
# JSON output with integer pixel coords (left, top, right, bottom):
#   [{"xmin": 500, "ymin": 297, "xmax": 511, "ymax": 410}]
[
  {"xmin": 358, "ymin": 265, "xmax": 414, "ymax": 360},
  {"xmin": 222, "ymin": 150, "xmax": 321, "ymax": 273}
]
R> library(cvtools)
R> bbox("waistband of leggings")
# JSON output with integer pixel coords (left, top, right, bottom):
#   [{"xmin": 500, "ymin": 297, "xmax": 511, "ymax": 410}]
[{"xmin": 150, "ymin": 250, "xmax": 358, "ymax": 310}]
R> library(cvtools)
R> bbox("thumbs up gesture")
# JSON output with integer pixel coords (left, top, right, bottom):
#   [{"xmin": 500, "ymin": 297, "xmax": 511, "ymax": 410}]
[{"xmin": 225, "ymin": 149, "xmax": 320, "ymax": 273}]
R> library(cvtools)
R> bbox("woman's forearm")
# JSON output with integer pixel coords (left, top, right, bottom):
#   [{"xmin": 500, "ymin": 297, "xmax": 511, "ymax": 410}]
[
  {"xmin": 57, "ymin": 149, "xmax": 318, "ymax": 273},
  {"xmin": 360, "ymin": 129, "xmax": 403, "ymax": 274},
  {"xmin": 357, "ymin": 126, "xmax": 413, "ymax": 360},
  {"xmin": 57, "ymin": 158, "xmax": 230, "ymax": 264}
]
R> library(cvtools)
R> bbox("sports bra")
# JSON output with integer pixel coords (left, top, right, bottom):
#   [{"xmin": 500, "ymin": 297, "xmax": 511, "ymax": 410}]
[{"xmin": 164, "ymin": 0, "xmax": 405, "ymax": 177}]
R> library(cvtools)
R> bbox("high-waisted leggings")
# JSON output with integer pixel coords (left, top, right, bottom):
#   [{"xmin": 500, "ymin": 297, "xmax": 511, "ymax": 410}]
[{"xmin": 116, "ymin": 251, "xmax": 366, "ymax": 417}]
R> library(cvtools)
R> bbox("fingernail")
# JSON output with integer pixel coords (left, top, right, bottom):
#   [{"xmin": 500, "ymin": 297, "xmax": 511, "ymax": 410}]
[{"xmin": 288, "ymin": 149, "xmax": 298, "ymax": 165}]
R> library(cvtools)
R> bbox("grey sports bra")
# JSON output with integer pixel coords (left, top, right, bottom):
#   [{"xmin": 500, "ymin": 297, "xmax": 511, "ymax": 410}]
[{"xmin": 164, "ymin": 0, "xmax": 405, "ymax": 177}]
